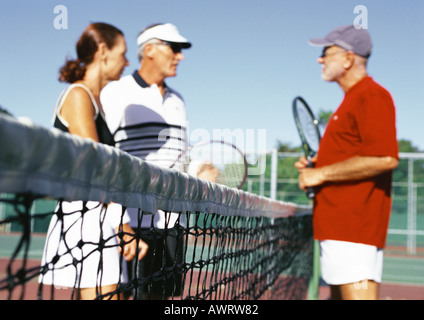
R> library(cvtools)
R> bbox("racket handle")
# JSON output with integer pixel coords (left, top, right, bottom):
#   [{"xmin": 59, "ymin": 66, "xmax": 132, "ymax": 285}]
[
  {"xmin": 305, "ymin": 160, "xmax": 315, "ymax": 199},
  {"xmin": 306, "ymin": 187, "xmax": 315, "ymax": 199}
]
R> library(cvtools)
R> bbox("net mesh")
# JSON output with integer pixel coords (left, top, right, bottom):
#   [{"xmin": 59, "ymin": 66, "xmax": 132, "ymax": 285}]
[{"xmin": 0, "ymin": 114, "xmax": 313, "ymax": 300}]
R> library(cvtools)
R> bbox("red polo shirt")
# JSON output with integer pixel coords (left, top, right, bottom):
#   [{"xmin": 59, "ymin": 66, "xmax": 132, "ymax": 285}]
[{"xmin": 314, "ymin": 76, "xmax": 398, "ymax": 248}]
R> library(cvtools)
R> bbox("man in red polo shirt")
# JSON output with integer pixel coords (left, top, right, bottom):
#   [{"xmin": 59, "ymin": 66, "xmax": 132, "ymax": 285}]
[{"xmin": 295, "ymin": 25, "xmax": 399, "ymax": 300}]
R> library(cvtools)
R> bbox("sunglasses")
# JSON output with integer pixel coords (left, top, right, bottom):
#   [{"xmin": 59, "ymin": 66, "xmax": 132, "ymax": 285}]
[
  {"xmin": 320, "ymin": 48, "xmax": 347, "ymax": 59},
  {"xmin": 157, "ymin": 41, "xmax": 183, "ymax": 54}
]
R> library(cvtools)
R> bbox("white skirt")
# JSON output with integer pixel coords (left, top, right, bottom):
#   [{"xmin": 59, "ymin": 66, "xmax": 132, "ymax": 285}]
[
  {"xmin": 39, "ymin": 201, "xmax": 128, "ymax": 288},
  {"xmin": 319, "ymin": 240, "xmax": 383, "ymax": 285}
]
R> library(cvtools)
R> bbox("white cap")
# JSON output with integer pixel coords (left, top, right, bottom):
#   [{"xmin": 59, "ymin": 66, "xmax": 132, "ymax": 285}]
[{"xmin": 137, "ymin": 23, "xmax": 191, "ymax": 48}]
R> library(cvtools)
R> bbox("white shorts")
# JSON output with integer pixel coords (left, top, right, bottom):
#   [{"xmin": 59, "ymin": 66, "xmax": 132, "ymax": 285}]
[{"xmin": 319, "ymin": 240, "xmax": 383, "ymax": 285}]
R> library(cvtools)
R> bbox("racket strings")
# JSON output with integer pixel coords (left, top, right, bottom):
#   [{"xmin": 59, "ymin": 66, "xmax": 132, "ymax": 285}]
[
  {"xmin": 296, "ymin": 107, "xmax": 320, "ymax": 152},
  {"xmin": 217, "ymin": 163, "xmax": 246, "ymax": 188},
  {"xmin": 188, "ymin": 142, "xmax": 247, "ymax": 189}
]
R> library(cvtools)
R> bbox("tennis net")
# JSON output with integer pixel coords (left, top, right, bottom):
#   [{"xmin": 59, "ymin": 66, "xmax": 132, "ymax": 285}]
[{"xmin": 0, "ymin": 114, "xmax": 314, "ymax": 300}]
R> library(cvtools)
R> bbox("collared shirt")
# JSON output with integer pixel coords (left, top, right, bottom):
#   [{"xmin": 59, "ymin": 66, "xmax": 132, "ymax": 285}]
[
  {"xmin": 101, "ymin": 71, "xmax": 188, "ymax": 229},
  {"xmin": 101, "ymin": 71, "xmax": 188, "ymax": 169},
  {"xmin": 314, "ymin": 76, "xmax": 398, "ymax": 248}
]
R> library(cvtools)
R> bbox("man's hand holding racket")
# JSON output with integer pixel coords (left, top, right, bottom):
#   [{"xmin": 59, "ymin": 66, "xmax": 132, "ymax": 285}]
[{"xmin": 294, "ymin": 155, "xmax": 325, "ymax": 192}]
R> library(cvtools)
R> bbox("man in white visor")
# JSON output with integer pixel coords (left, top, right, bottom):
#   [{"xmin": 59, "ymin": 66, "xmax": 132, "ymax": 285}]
[{"xmin": 101, "ymin": 23, "xmax": 192, "ymax": 300}]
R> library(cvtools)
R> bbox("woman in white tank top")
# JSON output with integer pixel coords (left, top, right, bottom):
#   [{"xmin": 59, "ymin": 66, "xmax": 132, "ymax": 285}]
[{"xmin": 39, "ymin": 23, "xmax": 148, "ymax": 300}]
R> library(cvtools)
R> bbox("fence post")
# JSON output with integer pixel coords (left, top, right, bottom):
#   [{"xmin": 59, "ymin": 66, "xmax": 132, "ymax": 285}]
[
  {"xmin": 407, "ymin": 158, "xmax": 417, "ymax": 255},
  {"xmin": 270, "ymin": 149, "xmax": 278, "ymax": 200}
]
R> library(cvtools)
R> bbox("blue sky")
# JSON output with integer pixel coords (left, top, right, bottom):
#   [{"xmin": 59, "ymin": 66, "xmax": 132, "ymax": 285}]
[{"xmin": 1, "ymin": 0, "xmax": 423, "ymax": 153}]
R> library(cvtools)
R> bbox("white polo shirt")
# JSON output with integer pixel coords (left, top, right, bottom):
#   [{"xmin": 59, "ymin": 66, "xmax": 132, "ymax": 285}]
[
  {"xmin": 101, "ymin": 71, "xmax": 188, "ymax": 228},
  {"xmin": 101, "ymin": 71, "xmax": 188, "ymax": 171}
]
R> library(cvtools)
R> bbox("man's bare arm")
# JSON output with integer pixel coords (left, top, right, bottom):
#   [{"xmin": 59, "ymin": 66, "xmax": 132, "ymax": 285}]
[
  {"xmin": 298, "ymin": 156, "xmax": 399, "ymax": 189},
  {"xmin": 320, "ymin": 156, "xmax": 399, "ymax": 182}
]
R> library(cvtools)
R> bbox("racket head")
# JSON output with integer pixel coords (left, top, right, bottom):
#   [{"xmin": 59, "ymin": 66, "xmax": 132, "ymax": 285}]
[
  {"xmin": 292, "ymin": 96, "xmax": 321, "ymax": 158},
  {"xmin": 186, "ymin": 140, "xmax": 248, "ymax": 189}
]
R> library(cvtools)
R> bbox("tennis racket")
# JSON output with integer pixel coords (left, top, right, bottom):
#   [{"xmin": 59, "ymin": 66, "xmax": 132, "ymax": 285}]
[
  {"xmin": 170, "ymin": 140, "xmax": 248, "ymax": 189},
  {"xmin": 292, "ymin": 96, "xmax": 321, "ymax": 199}
]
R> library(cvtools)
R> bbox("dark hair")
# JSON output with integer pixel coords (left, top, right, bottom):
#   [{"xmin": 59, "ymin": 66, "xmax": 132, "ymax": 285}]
[{"xmin": 59, "ymin": 23, "xmax": 124, "ymax": 83}]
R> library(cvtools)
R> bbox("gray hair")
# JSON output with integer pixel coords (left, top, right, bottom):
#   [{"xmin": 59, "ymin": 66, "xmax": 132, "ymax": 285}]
[
  {"xmin": 137, "ymin": 39, "xmax": 165, "ymax": 62},
  {"xmin": 137, "ymin": 23, "xmax": 163, "ymax": 62}
]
